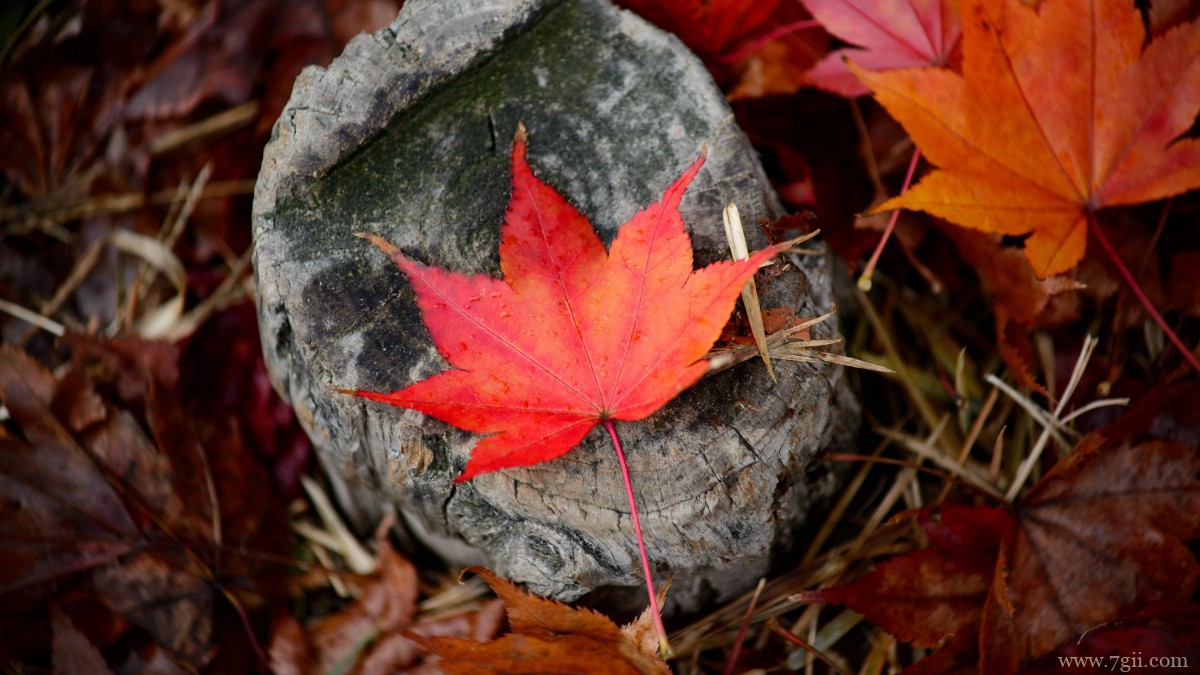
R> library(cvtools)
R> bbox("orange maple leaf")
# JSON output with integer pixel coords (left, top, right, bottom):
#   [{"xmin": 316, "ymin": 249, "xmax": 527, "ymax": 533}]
[
  {"xmin": 347, "ymin": 125, "xmax": 784, "ymax": 482},
  {"xmin": 855, "ymin": 0, "xmax": 1200, "ymax": 277}
]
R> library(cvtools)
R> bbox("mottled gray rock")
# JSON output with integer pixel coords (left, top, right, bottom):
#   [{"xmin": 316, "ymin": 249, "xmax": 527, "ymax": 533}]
[{"xmin": 253, "ymin": 0, "xmax": 857, "ymax": 612}]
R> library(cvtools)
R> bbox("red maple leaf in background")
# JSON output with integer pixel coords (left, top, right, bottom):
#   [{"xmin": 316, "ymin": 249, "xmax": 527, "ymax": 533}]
[
  {"xmin": 802, "ymin": 0, "xmax": 961, "ymax": 97},
  {"xmin": 345, "ymin": 125, "xmax": 785, "ymax": 482},
  {"xmin": 615, "ymin": 0, "xmax": 782, "ymax": 57}
]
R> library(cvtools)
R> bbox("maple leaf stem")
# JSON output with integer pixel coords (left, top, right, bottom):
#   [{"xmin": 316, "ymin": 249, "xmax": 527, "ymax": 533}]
[
  {"xmin": 1087, "ymin": 213, "xmax": 1200, "ymax": 375},
  {"xmin": 717, "ymin": 20, "xmax": 823, "ymax": 63},
  {"xmin": 603, "ymin": 418, "xmax": 672, "ymax": 659},
  {"xmin": 858, "ymin": 147, "xmax": 921, "ymax": 292},
  {"xmin": 217, "ymin": 584, "xmax": 270, "ymax": 669}
]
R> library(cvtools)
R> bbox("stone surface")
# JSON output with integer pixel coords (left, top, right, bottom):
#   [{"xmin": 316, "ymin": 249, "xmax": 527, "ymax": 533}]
[{"xmin": 253, "ymin": 0, "xmax": 856, "ymax": 611}]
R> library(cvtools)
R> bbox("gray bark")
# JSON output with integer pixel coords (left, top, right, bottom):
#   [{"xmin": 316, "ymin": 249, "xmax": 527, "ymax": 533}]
[{"xmin": 253, "ymin": 0, "xmax": 857, "ymax": 612}]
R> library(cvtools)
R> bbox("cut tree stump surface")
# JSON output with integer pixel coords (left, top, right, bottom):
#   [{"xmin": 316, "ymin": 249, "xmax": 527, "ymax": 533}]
[{"xmin": 254, "ymin": 0, "xmax": 857, "ymax": 610}]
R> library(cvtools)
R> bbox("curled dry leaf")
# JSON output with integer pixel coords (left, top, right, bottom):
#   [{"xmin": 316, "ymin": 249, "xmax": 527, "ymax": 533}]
[
  {"xmin": 412, "ymin": 567, "xmax": 670, "ymax": 675},
  {"xmin": 268, "ymin": 534, "xmax": 505, "ymax": 675}
]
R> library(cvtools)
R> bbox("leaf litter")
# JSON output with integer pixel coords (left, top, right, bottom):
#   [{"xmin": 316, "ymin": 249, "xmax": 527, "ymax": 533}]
[{"xmin": 2, "ymin": 0, "xmax": 1199, "ymax": 671}]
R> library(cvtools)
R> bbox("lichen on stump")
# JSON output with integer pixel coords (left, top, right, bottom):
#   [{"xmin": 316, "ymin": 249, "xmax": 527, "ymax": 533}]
[{"xmin": 253, "ymin": 0, "xmax": 857, "ymax": 611}]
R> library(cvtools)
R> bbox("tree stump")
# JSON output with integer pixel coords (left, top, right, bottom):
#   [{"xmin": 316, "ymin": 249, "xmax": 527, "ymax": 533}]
[{"xmin": 253, "ymin": 0, "xmax": 858, "ymax": 611}]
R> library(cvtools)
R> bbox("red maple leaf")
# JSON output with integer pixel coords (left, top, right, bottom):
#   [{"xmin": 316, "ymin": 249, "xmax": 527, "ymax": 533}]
[
  {"xmin": 346, "ymin": 125, "xmax": 785, "ymax": 483},
  {"xmin": 797, "ymin": 505, "xmax": 1008, "ymax": 663},
  {"xmin": 802, "ymin": 0, "xmax": 961, "ymax": 97},
  {"xmin": 614, "ymin": 0, "xmax": 782, "ymax": 57}
]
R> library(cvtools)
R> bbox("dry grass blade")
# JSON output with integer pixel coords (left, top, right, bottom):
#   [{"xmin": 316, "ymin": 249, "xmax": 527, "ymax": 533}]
[
  {"xmin": 984, "ymin": 374, "xmax": 1074, "ymax": 446},
  {"xmin": 723, "ymin": 578, "xmax": 765, "ymax": 675},
  {"xmin": 875, "ymin": 421, "xmax": 1003, "ymax": 499},
  {"xmin": 0, "ymin": 298, "xmax": 65, "ymax": 336},
  {"xmin": 299, "ymin": 476, "xmax": 376, "ymax": 575},
  {"xmin": 803, "ymin": 438, "xmax": 890, "ymax": 566},
  {"xmin": 785, "ymin": 229, "xmax": 824, "ymax": 256},
  {"xmin": 8, "ymin": 168, "xmax": 235, "ymax": 345},
  {"xmin": 812, "ymin": 351, "xmax": 893, "ymax": 372},
  {"xmin": 108, "ymin": 229, "xmax": 187, "ymax": 339},
  {"xmin": 707, "ymin": 307, "xmax": 890, "ymax": 377},
  {"xmin": 776, "ymin": 338, "xmax": 843, "ymax": 350},
  {"xmin": 854, "ymin": 284, "xmax": 959, "ymax": 453},
  {"xmin": 418, "ymin": 575, "xmax": 490, "ymax": 614},
  {"xmin": 938, "ymin": 384, "xmax": 1000, "ymax": 502},
  {"xmin": 162, "ymin": 250, "xmax": 251, "ymax": 341},
  {"xmin": 150, "ymin": 102, "xmax": 259, "ymax": 156},
  {"xmin": 765, "ymin": 618, "xmax": 854, "ymax": 675},
  {"xmin": 1000, "ymin": 335, "xmax": 1130, "ymax": 501},
  {"xmin": 723, "ymin": 203, "xmax": 774, "ymax": 381},
  {"xmin": 37, "ymin": 238, "xmax": 105, "ymax": 322},
  {"xmin": 119, "ymin": 164, "xmax": 212, "ymax": 338}
]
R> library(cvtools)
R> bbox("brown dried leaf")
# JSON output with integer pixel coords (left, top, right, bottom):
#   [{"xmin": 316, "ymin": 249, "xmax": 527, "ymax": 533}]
[
  {"xmin": 268, "ymin": 613, "xmax": 315, "ymax": 675},
  {"xmin": 92, "ymin": 552, "xmax": 214, "ymax": 666},
  {"xmin": 805, "ymin": 383, "xmax": 1200, "ymax": 672},
  {"xmin": 1020, "ymin": 601, "xmax": 1200, "ymax": 673},
  {"xmin": 0, "ymin": 346, "xmax": 138, "ymax": 596},
  {"xmin": 982, "ymin": 437, "xmax": 1200, "ymax": 672},
  {"xmin": 309, "ymin": 537, "xmax": 420, "ymax": 671},
  {"xmin": 1, "ymin": 339, "xmax": 286, "ymax": 669},
  {"xmin": 1167, "ymin": 249, "xmax": 1200, "ymax": 318},
  {"xmin": 51, "ymin": 605, "xmax": 114, "ymax": 675},
  {"xmin": 413, "ymin": 567, "xmax": 670, "ymax": 675},
  {"xmin": 938, "ymin": 225, "xmax": 1082, "ymax": 392},
  {"xmin": 360, "ymin": 599, "xmax": 505, "ymax": 675}
]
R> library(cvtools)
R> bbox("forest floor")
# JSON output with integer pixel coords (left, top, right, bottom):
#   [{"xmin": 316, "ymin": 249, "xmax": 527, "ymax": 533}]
[{"xmin": 1, "ymin": 0, "xmax": 1198, "ymax": 673}]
